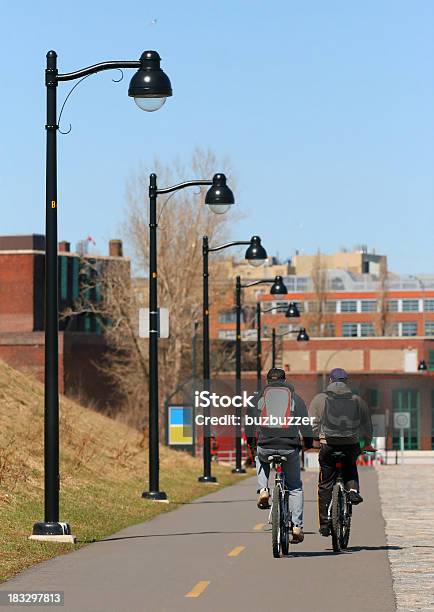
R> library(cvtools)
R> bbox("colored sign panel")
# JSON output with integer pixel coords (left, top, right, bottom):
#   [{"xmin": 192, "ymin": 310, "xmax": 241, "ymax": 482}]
[{"xmin": 168, "ymin": 406, "xmax": 193, "ymax": 446}]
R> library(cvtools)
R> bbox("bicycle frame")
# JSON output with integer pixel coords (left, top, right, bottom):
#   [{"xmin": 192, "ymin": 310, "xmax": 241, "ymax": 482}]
[{"xmin": 268, "ymin": 460, "xmax": 288, "ymax": 525}]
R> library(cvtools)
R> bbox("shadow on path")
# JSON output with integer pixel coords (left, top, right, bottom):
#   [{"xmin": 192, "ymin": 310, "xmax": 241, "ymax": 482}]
[
  {"xmin": 82, "ymin": 529, "xmax": 317, "ymax": 544},
  {"xmin": 289, "ymin": 544, "xmax": 402, "ymax": 558}
]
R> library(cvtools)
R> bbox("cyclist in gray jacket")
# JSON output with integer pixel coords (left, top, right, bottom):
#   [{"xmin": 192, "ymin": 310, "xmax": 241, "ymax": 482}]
[
  {"xmin": 309, "ymin": 368, "xmax": 374, "ymax": 536},
  {"xmin": 246, "ymin": 368, "xmax": 313, "ymax": 543}
]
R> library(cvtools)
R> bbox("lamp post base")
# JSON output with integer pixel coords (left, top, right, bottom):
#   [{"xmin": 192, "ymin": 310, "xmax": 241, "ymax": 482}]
[
  {"xmin": 30, "ymin": 521, "xmax": 76, "ymax": 543},
  {"xmin": 232, "ymin": 467, "xmax": 247, "ymax": 474},
  {"xmin": 198, "ymin": 475, "xmax": 218, "ymax": 483},
  {"xmin": 142, "ymin": 491, "xmax": 169, "ymax": 503}
]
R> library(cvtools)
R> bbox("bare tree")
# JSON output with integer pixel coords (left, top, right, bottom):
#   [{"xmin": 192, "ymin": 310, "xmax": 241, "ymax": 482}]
[
  {"xmin": 376, "ymin": 264, "xmax": 392, "ymax": 336},
  {"xmin": 304, "ymin": 251, "xmax": 334, "ymax": 337},
  {"xmin": 65, "ymin": 148, "xmax": 237, "ymax": 429}
]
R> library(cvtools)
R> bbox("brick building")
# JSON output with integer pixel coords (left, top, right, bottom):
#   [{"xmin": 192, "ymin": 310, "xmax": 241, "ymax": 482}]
[
  {"xmin": 210, "ymin": 261, "xmax": 434, "ymax": 450},
  {"xmin": 0, "ymin": 234, "xmax": 127, "ymax": 409}
]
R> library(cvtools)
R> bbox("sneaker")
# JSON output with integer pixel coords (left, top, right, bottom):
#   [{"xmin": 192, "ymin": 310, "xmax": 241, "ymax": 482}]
[
  {"xmin": 257, "ymin": 488, "xmax": 270, "ymax": 509},
  {"xmin": 348, "ymin": 489, "xmax": 363, "ymax": 505},
  {"xmin": 319, "ymin": 525, "xmax": 331, "ymax": 537},
  {"xmin": 291, "ymin": 526, "xmax": 304, "ymax": 543}
]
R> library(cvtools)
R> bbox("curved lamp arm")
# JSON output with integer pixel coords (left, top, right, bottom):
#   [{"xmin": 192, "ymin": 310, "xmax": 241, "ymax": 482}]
[
  {"xmin": 156, "ymin": 179, "xmax": 212, "ymax": 195},
  {"xmin": 261, "ymin": 305, "xmax": 288, "ymax": 314},
  {"xmin": 241, "ymin": 278, "xmax": 277, "ymax": 289},
  {"xmin": 56, "ymin": 60, "xmax": 141, "ymax": 82},
  {"xmin": 208, "ymin": 240, "xmax": 250, "ymax": 253}
]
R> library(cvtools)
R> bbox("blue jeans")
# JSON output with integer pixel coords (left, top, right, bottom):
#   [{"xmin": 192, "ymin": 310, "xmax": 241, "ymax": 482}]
[{"xmin": 256, "ymin": 446, "xmax": 304, "ymax": 527}]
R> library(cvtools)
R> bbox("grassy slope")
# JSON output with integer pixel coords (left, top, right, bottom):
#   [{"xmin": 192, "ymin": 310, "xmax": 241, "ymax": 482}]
[{"xmin": 0, "ymin": 361, "xmax": 247, "ymax": 582}]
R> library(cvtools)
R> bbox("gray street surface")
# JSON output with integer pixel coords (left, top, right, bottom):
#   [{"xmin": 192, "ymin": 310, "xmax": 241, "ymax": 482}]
[{"xmin": 1, "ymin": 468, "xmax": 396, "ymax": 612}]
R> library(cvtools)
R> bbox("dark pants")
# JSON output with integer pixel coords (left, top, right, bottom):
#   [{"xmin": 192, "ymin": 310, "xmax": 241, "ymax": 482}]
[{"xmin": 318, "ymin": 443, "xmax": 360, "ymax": 528}]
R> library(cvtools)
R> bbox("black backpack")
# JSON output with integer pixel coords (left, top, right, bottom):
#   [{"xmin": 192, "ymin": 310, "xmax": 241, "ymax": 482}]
[{"xmin": 321, "ymin": 392, "xmax": 361, "ymax": 439}]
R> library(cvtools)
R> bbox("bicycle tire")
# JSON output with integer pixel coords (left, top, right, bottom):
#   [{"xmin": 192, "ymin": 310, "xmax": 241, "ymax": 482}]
[
  {"xmin": 280, "ymin": 491, "xmax": 290, "ymax": 556},
  {"xmin": 331, "ymin": 482, "xmax": 342, "ymax": 553},
  {"xmin": 341, "ymin": 498, "xmax": 351, "ymax": 549},
  {"xmin": 271, "ymin": 487, "xmax": 281, "ymax": 558}
]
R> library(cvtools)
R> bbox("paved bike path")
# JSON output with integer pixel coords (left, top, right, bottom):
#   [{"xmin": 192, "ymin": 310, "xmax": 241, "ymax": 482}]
[{"xmin": 1, "ymin": 469, "xmax": 396, "ymax": 612}]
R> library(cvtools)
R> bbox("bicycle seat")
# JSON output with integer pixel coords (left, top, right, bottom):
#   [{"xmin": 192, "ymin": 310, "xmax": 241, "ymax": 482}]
[{"xmin": 267, "ymin": 455, "xmax": 287, "ymax": 463}]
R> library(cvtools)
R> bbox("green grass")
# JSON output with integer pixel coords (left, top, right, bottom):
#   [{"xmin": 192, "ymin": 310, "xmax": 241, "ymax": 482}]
[{"xmin": 0, "ymin": 361, "xmax": 249, "ymax": 582}]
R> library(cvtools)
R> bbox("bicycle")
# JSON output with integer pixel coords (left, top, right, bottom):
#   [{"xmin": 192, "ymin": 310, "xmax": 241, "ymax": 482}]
[
  {"xmin": 328, "ymin": 451, "xmax": 352, "ymax": 552},
  {"xmin": 267, "ymin": 454, "xmax": 292, "ymax": 558},
  {"xmin": 328, "ymin": 449, "xmax": 374, "ymax": 553}
]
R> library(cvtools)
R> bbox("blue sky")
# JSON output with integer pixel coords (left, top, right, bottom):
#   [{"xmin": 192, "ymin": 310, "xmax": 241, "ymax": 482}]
[{"xmin": 0, "ymin": 1, "xmax": 433, "ymax": 273}]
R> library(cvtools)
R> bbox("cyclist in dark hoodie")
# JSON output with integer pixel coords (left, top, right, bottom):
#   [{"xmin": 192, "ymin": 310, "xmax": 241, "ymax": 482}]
[
  {"xmin": 309, "ymin": 368, "xmax": 374, "ymax": 537},
  {"xmin": 246, "ymin": 368, "xmax": 313, "ymax": 543}
]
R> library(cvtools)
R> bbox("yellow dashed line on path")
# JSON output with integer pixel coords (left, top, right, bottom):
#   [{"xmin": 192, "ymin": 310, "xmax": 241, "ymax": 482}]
[
  {"xmin": 253, "ymin": 523, "xmax": 265, "ymax": 531},
  {"xmin": 185, "ymin": 581, "xmax": 210, "ymax": 598},
  {"xmin": 228, "ymin": 546, "xmax": 245, "ymax": 557}
]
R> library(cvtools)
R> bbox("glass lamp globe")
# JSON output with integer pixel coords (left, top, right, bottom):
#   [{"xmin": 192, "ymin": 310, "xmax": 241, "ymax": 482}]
[{"xmin": 134, "ymin": 96, "xmax": 166, "ymax": 112}]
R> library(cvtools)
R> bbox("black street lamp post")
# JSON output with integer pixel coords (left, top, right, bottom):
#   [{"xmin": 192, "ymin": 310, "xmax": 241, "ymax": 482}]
[
  {"xmin": 199, "ymin": 236, "xmax": 267, "ymax": 483},
  {"xmin": 271, "ymin": 327, "xmax": 310, "ymax": 368},
  {"xmin": 256, "ymin": 302, "xmax": 262, "ymax": 392},
  {"xmin": 32, "ymin": 50, "xmax": 172, "ymax": 541},
  {"xmin": 143, "ymin": 174, "xmax": 235, "ymax": 501},
  {"xmin": 233, "ymin": 276, "xmax": 287, "ymax": 473}
]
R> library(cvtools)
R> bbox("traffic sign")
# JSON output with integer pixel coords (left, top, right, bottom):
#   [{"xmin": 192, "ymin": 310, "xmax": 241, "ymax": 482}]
[{"xmin": 394, "ymin": 412, "xmax": 410, "ymax": 430}]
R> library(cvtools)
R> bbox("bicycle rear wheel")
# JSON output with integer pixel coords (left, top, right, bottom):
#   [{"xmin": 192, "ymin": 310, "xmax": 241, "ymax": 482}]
[
  {"xmin": 331, "ymin": 482, "xmax": 342, "ymax": 553},
  {"xmin": 271, "ymin": 487, "xmax": 281, "ymax": 558},
  {"xmin": 280, "ymin": 490, "xmax": 290, "ymax": 556},
  {"xmin": 341, "ymin": 499, "xmax": 352, "ymax": 549}
]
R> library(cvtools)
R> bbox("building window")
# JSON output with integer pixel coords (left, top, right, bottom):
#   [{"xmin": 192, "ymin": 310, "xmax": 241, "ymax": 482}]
[
  {"xmin": 285, "ymin": 278, "xmax": 295, "ymax": 291},
  {"xmin": 368, "ymin": 389, "xmax": 379, "ymax": 407},
  {"xmin": 387, "ymin": 300, "xmax": 399, "ymax": 312},
  {"xmin": 342, "ymin": 323, "xmax": 358, "ymax": 337},
  {"xmin": 342, "ymin": 322, "xmax": 374, "ymax": 337},
  {"xmin": 325, "ymin": 301, "xmax": 337, "ymax": 313},
  {"xmin": 361, "ymin": 300, "xmax": 377, "ymax": 312},
  {"xmin": 425, "ymin": 321, "xmax": 434, "ymax": 336},
  {"xmin": 268, "ymin": 301, "xmax": 288, "ymax": 314},
  {"xmin": 218, "ymin": 310, "xmax": 238, "ymax": 324},
  {"xmin": 402, "ymin": 299, "xmax": 419, "ymax": 312},
  {"xmin": 340, "ymin": 300, "xmax": 357, "ymax": 313},
  {"xmin": 278, "ymin": 323, "xmax": 290, "ymax": 334},
  {"xmin": 392, "ymin": 390, "xmax": 419, "ymax": 450},
  {"xmin": 307, "ymin": 301, "xmax": 319, "ymax": 313},
  {"xmin": 59, "ymin": 256, "xmax": 68, "ymax": 301},
  {"xmin": 296, "ymin": 278, "xmax": 308, "ymax": 291},
  {"xmin": 424, "ymin": 299, "xmax": 434, "ymax": 312},
  {"xmin": 218, "ymin": 330, "xmax": 235, "ymax": 340},
  {"xmin": 360, "ymin": 323, "xmax": 375, "ymax": 336},
  {"xmin": 402, "ymin": 322, "xmax": 417, "ymax": 336}
]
